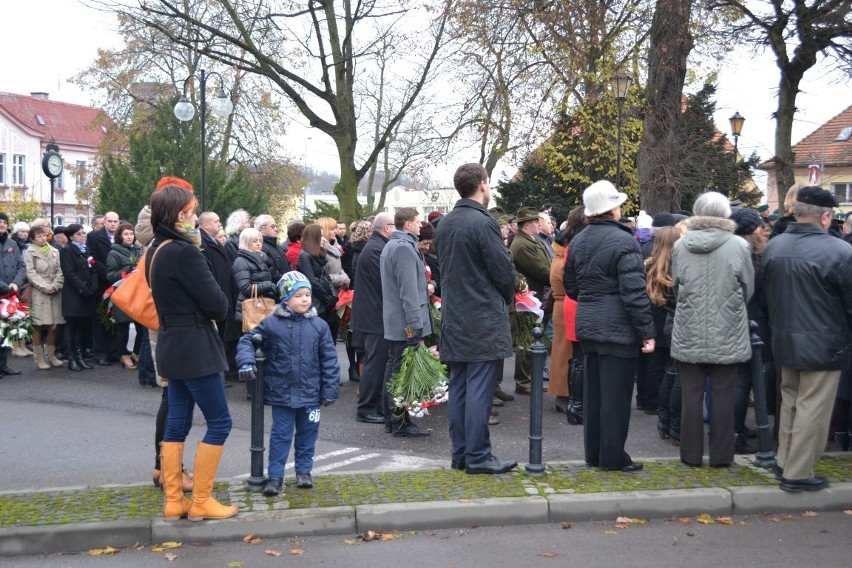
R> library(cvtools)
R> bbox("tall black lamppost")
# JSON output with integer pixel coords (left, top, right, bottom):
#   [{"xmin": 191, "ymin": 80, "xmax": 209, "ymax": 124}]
[
  {"xmin": 41, "ymin": 139, "xmax": 63, "ymax": 224},
  {"xmin": 729, "ymin": 111, "xmax": 745, "ymax": 164},
  {"xmin": 610, "ymin": 74, "xmax": 631, "ymax": 190},
  {"xmin": 173, "ymin": 69, "xmax": 233, "ymax": 212}
]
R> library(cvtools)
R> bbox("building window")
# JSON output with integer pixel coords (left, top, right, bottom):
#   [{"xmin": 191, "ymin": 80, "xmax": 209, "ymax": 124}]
[
  {"xmin": 832, "ymin": 183, "xmax": 851, "ymax": 204},
  {"xmin": 12, "ymin": 154, "xmax": 25, "ymax": 186},
  {"xmin": 75, "ymin": 161, "xmax": 87, "ymax": 191},
  {"xmin": 0, "ymin": 154, "xmax": 5, "ymax": 184},
  {"xmin": 78, "ymin": 216, "xmax": 86, "ymax": 226},
  {"xmin": 54, "ymin": 216, "xmax": 63, "ymax": 226}
]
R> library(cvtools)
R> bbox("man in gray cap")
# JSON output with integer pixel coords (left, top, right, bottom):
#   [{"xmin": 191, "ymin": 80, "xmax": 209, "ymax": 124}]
[{"xmin": 763, "ymin": 185, "xmax": 852, "ymax": 492}]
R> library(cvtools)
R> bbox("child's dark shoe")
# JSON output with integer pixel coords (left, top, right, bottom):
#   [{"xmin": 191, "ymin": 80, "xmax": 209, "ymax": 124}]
[
  {"xmin": 295, "ymin": 472, "xmax": 313, "ymax": 489},
  {"xmin": 263, "ymin": 478, "xmax": 283, "ymax": 496}
]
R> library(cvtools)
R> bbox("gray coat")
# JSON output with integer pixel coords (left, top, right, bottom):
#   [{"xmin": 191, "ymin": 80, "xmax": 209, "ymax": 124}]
[
  {"xmin": 0, "ymin": 234, "xmax": 26, "ymax": 294},
  {"xmin": 670, "ymin": 216, "xmax": 754, "ymax": 365},
  {"xmin": 380, "ymin": 230, "xmax": 432, "ymax": 342}
]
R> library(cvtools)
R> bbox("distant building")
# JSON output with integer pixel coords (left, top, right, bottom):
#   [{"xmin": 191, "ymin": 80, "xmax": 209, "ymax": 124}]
[
  {"xmin": 759, "ymin": 104, "xmax": 852, "ymax": 212},
  {"xmin": 0, "ymin": 91, "xmax": 107, "ymax": 225}
]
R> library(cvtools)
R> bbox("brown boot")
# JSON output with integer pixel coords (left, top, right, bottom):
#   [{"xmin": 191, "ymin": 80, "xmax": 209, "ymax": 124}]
[
  {"xmin": 33, "ymin": 345, "xmax": 50, "ymax": 370},
  {"xmin": 161, "ymin": 442, "xmax": 190, "ymax": 521},
  {"xmin": 44, "ymin": 344, "xmax": 64, "ymax": 367},
  {"xmin": 153, "ymin": 468, "xmax": 194, "ymax": 492},
  {"xmin": 187, "ymin": 442, "xmax": 238, "ymax": 521}
]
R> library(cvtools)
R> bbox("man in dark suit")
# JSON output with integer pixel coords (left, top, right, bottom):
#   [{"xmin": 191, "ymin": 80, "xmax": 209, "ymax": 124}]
[
  {"xmin": 199, "ymin": 212, "xmax": 238, "ymax": 382},
  {"xmin": 86, "ymin": 211, "xmax": 120, "ymax": 365},
  {"xmin": 255, "ymin": 215, "xmax": 288, "ymax": 283}
]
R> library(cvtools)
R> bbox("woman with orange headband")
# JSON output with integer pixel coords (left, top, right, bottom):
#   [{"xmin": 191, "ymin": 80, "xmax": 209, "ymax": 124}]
[{"xmin": 148, "ymin": 179, "xmax": 238, "ymax": 522}]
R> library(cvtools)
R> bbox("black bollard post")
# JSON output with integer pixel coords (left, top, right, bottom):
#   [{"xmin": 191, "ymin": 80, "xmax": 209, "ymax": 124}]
[
  {"xmin": 525, "ymin": 327, "xmax": 547, "ymax": 476},
  {"xmin": 749, "ymin": 321, "xmax": 775, "ymax": 467},
  {"xmin": 245, "ymin": 334, "xmax": 267, "ymax": 491}
]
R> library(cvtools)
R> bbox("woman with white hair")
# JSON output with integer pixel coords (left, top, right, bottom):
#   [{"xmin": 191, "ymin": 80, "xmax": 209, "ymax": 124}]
[
  {"xmin": 232, "ymin": 228, "xmax": 279, "ymax": 330},
  {"xmin": 224, "ymin": 209, "xmax": 251, "ymax": 258},
  {"xmin": 671, "ymin": 191, "xmax": 754, "ymax": 468}
]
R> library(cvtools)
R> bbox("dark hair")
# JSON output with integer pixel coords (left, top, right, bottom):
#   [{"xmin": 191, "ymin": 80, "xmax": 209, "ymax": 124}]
[
  {"xmin": 554, "ymin": 229, "xmax": 570, "ymax": 247},
  {"xmin": 29, "ymin": 225, "xmax": 46, "ymax": 239},
  {"xmin": 150, "ymin": 185, "xmax": 197, "ymax": 230},
  {"xmin": 301, "ymin": 224, "xmax": 325, "ymax": 257},
  {"xmin": 394, "ymin": 207, "xmax": 419, "ymax": 229},
  {"xmin": 63, "ymin": 224, "xmax": 84, "ymax": 238},
  {"xmin": 116, "ymin": 223, "xmax": 135, "ymax": 241},
  {"xmin": 287, "ymin": 220, "xmax": 306, "ymax": 243},
  {"xmin": 453, "ymin": 163, "xmax": 488, "ymax": 199},
  {"xmin": 563, "ymin": 206, "xmax": 588, "ymax": 243}
]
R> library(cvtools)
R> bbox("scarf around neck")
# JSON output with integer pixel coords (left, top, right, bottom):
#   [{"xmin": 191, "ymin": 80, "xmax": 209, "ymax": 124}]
[{"xmin": 35, "ymin": 243, "xmax": 52, "ymax": 257}]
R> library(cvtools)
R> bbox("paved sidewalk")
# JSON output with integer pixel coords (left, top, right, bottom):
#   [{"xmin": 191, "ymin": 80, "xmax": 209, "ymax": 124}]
[{"xmin": 2, "ymin": 454, "xmax": 851, "ymax": 556}]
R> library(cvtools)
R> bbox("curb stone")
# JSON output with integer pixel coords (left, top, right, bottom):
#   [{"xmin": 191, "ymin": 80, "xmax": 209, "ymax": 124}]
[
  {"xmin": 0, "ymin": 519, "xmax": 151, "ymax": 557},
  {"xmin": 548, "ymin": 488, "xmax": 732, "ymax": 522},
  {"xmin": 729, "ymin": 483, "xmax": 852, "ymax": 514}
]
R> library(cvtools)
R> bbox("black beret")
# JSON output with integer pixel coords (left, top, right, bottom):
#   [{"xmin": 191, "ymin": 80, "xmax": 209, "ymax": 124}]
[
  {"xmin": 651, "ymin": 212, "xmax": 676, "ymax": 228},
  {"xmin": 729, "ymin": 208, "xmax": 762, "ymax": 236},
  {"xmin": 0, "ymin": 213, "xmax": 8, "ymax": 223},
  {"xmin": 797, "ymin": 185, "xmax": 838, "ymax": 208}
]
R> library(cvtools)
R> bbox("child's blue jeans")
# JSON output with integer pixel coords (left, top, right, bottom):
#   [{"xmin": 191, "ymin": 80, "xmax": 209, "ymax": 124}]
[{"xmin": 268, "ymin": 405, "xmax": 321, "ymax": 479}]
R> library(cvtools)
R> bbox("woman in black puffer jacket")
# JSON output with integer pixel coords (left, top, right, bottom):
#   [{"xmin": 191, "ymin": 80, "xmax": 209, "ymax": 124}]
[
  {"xmin": 232, "ymin": 227, "xmax": 279, "ymax": 327},
  {"xmin": 296, "ymin": 224, "xmax": 337, "ymax": 327},
  {"xmin": 565, "ymin": 180, "xmax": 656, "ymax": 473}
]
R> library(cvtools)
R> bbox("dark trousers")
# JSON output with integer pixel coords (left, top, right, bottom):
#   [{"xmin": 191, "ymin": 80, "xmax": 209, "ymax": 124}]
[
  {"xmin": 448, "ymin": 360, "xmax": 499, "ymax": 465},
  {"xmin": 644, "ymin": 347, "xmax": 670, "ymax": 411},
  {"xmin": 267, "ymin": 405, "xmax": 321, "ymax": 478},
  {"xmin": 583, "ymin": 351, "xmax": 636, "ymax": 469},
  {"xmin": 658, "ymin": 358, "xmax": 682, "ymax": 438},
  {"xmin": 679, "ymin": 362, "xmax": 737, "ymax": 466},
  {"xmin": 92, "ymin": 314, "xmax": 115, "ymax": 360},
  {"xmin": 358, "ymin": 333, "xmax": 390, "ymax": 416},
  {"xmin": 734, "ymin": 363, "xmax": 752, "ymax": 434},
  {"xmin": 383, "ymin": 340, "xmax": 407, "ymax": 427}
]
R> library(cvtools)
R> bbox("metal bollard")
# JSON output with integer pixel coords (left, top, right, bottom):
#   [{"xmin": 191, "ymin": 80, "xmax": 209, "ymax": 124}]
[
  {"xmin": 245, "ymin": 334, "xmax": 267, "ymax": 491},
  {"xmin": 525, "ymin": 327, "xmax": 547, "ymax": 476},
  {"xmin": 749, "ymin": 321, "xmax": 776, "ymax": 467}
]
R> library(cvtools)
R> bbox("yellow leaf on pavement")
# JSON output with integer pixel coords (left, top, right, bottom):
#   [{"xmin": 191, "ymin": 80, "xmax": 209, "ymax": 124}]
[
  {"xmin": 161, "ymin": 541, "xmax": 182, "ymax": 549},
  {"xmin": 630, "ymin": 518, "xmax": 647, "ymax": 525},
  {"xmin": 696, "ymin": 513, "xmax": 715, "ymax": 524},
  {"xmin": 715, "ymin": 516, "xmax": 734, "ymax": 525},
  {"xmin": 243, "ymin": 534, "xmax": 255, "ymax": 542},
  {"xmin": 604, "ymin": 530, "xmax": 617, "ymax": 535},
  {"xmin": 88, "ymin": 546, "xmax": 119, "ymax": 556},
  {"xmin": 344, "ymin": 539, "xmax": 356, "ymax": 545}
]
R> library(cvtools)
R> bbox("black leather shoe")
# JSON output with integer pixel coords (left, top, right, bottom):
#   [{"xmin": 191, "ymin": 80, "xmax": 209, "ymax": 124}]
[
  {"xmin": 450, "ymin": 460, "xmax": 465, "ymax": 471},
  {"xmin": 95, "ymin": 358, "xmax": 112, "ymax": 366},
  {"xmin": 465, "ymin": 456, "xmax": 518, "ymax": 475},
  {"xmin": 780, "ymin": 476, "xmax": 828, "ymax": 492},
  {"xmin": 681, "ymin": 459, "xmax": 702, "ymax": 467},
  {"xmin": 356, "ymin": 412, "xmax": 385, "ymax": 424},
  {"xmin": 770, "ymin": 462, "xmax": 783, "ymax": 480},
  {"xmin": 263, "ymin": 478, "xmax": 283, "ymax": 496},
  {"xmin": 603, "ymin": 463, "xmax": 644, "ymax": 472},
  {"xmin": 295, "ymin": 472, "xmax": 313, "ymax": 489},
  {"xmin": 0, "ymin": 365, "xmax": 21, "ymax": 375},
  {"xmin": 392, "ymin": 423, "xmax": 430, "ymax": 438},
  {"xmin": 494, "ymin": 388, "xmax": 515, "ymax": 402}
]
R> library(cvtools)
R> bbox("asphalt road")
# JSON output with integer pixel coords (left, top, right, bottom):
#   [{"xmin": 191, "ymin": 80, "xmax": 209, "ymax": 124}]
[
  {"xmin": 2, "ymin": 511, "xmax": 849, "ymax": 567},
  {"xmin": 1, "ymin": 343, "xmax": 687, "ymax": 492}
]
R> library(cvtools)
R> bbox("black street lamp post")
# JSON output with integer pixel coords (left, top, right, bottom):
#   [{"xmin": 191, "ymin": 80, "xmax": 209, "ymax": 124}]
[
  {"xmin": 610, "ymin": 74, "xmax": 631, "ymax": 190},
  {"xmin": 729, "ymin": 111, "xmax": 745, "ymax": 164},
  {"xmin": 173, "ymin": 69, "xmax": 233, "ymax": 212}
]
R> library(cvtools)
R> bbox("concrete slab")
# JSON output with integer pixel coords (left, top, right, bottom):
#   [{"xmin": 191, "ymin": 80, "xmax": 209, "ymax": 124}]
[
  {"xmin": 730, "ymin": 482, "xmax": 852, "ymax": 514},
  {"xmin": 548, "ymin": 488, "xmax": 733, "ymax": 522},
  {"xmin": 355, "ymin": 497, "xmax": 549, "ymax": 531},
  {"xmin": 0, "ymin": 519, "xmax": 151, "ymax": 556},
  {"xmin": 151, "ymin": 506, "xmax": 356, "ymax": 543}
]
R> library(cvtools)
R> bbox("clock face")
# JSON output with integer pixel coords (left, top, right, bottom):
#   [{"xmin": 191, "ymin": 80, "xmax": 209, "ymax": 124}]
[{"xmin": 47, "ymin": 154, "xmax": 63, "ymax": 176}]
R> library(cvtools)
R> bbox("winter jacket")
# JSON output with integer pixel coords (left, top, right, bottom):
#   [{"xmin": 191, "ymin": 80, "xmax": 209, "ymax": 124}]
[
  {"xmin": 510, "ymin": 231, "xmax": 551, "ymax": 295},
  {"xmin": 262, "ymin": 235, "xmax": 289, "ymax": 284},
  {"xmin": 670, "ymin": 216, "xmax": 753, "ymax": 365},
  {"xmin": 60, "ymin": 243, "xmax": 97, "ymax": 318},
  {"xmin": 148, "ymin": 225, "xmax": 228, "ymax": 380},
  {"xmin": 436, "ymin": 199, "xmax": 516, "ymax": 362},
  {"xmin": 106, "ymin": 242, "xmax": 142, "ymax": 284},
  {"xmin": 347, "ymin": 240, "xmax": 366, "ymax": 290},
  {"xmin": 201, "ymin": 230, "xmax": 237, "ymax": 322},
  {"xmin": 232, "ymin": 249, "xmax": 279, "ymax": 322},
  {"xmin": 349, "ymin": 232, "xmax": 388, "ymax": 336},
  {"xmin": 135, "ymin": 206, "xmax": 154, "ymax": 247},
  {"xmin": 236, "ymin": 304, "xmax": 340, "ymax": 408},
  {"xmin": 564, "ymin": 218, "xmax": 654, "ymax": 350},
  {"xmin": 763, "ymin": 222, "xmax": 852, "ymax": 370},
  {"xmin": 296, "ymin": 250, "xmax": 336, "ymax": 317},
  {"xmin": 380, "ymin": 230, "xmax": 432, "ymax": 342},
  {"xmin": 24, "ymin": 245, "xmax": 64, "ymax": 326},
  {"xmin": 323, "ymin": 240, "xmax": 350, "ymax": 291},
  {"xmin": 85, "ymin": 227, "xmax": 114, "ymax": 290},
  {"xmin": 285, "ymin": 241, "xmax": 301, "ymax": 273},
  {"xmin": 0, "ymin": 234, "xmax": 26, "ymax": 294}
]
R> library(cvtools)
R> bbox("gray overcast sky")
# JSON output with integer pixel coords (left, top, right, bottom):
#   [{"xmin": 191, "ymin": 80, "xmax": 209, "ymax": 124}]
[{"xmin": 7, "ymin": 0, "xmax": 849, "ymax": 192}]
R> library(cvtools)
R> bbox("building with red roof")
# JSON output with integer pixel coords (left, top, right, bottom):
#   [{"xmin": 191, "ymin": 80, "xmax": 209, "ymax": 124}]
[{"xmin": 0, "ymin": 91, "xmax": 107, "ymax": 225}]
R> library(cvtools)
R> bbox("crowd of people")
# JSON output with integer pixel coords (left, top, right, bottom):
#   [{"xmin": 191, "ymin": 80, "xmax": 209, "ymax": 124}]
[{"xmin": 2, "ymin": 166, "xmax": 850, "ymax": 520}]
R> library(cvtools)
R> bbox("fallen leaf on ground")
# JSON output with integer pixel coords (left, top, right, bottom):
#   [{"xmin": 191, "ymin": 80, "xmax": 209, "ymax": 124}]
[
  {"xmin": 164, "ymin": 552, "xmax": 177, "ymax": 562},
  {"xmin": 561, "ymin": 522, "xmax": 573, "ymax": 529},
  {"xmin": 343, "ymin": 539, "xmax": 356, "ymax": 545},
  {"xmin": 604, "ymin": 530, "xmax": 617, "ymax": 535},
  {"xmin": 247, "ymin": 538, "xmax": 263, "ymax": 545},
  {"xmin": 289, "ymin": 538, "xmax": 301, "ymax": 545},
  {"xmin": 782, "ymin": 514, "xmax": 794, "ymax": 521},
  {"xmin": 802, "ymin": 511, "xmax": 820, "ymax": 517},
  {"xmin": 88, "ymin": 546, "xmax": 119, "ymax": 556},
  {"xmin": 676, "ymin": 517, "xmax": 691, "ymax": 525},
  {"xmin": 243, "ymin": 534, "xmax": 255, "ymax": 542},
  {"xmin": 127, "ymin": 542, "xmax": 145, "ymax": 551},
  {"xmin": 715, "ymin": 516, "xmax": 734, "ymax": 525},
  {"xmin": 630, "ymin": 518, "xmax": 647, "ymax": 525},
  {"xmin": 537, "ymin": 551, "xmax": 558, "ymax": 557},
  {"xmin": 615, "ymin": 516, "xmax": 632, "ymax": 529},
  {"xmin": 265, "ymin": 549, "xmax": 283, "ymax": 556},
  {"xmin": 696, "ymin": 513, "xmax": 715, "ymax": 524},
  {"xmin": 844, "ymin": 510, "xmax": 852, "ymax": 515},
  {"xmin": 360, "ymin": 530, "xmax": 398, "ymax": 542},
  {"xmin": 738, "ymin": 521, "xmax": 747, "ymax": 526},
  {"xmin": 770, "ymin": 516, "xmax": 782, "ymax": 523},
  {"xmin": 458, "ymin": 498, "xmax": 474, "ymax": 504},
  {"xmin": 290, "ymin": 549, "xmax": 305, "ymax": 555},
  {"xmin": 161, "ymin": 542, "xmax": 182, "ymax": 549},
  {"xmin": 227, "ymin": 562, "xmax": 244, "ymax": 568}
]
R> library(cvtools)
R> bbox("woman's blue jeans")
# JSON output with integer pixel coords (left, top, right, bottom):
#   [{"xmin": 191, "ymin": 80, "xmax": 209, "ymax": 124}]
[{"xmin": 164, "ymin": 373, "xmax": 232, "ymax": 446}]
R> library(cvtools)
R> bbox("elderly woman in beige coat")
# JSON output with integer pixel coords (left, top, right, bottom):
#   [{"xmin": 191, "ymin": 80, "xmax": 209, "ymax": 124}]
[
  {"xmin": 24, "ymin": 225, "xmax": 65, "ymax": 370},
  {"xmin": 671, "ymin": 191, "xmax": 754, "ymax": 468}
]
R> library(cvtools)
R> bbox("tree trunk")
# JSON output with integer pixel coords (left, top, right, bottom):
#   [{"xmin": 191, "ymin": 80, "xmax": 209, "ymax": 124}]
[
  {"xmin": 774, "ymin": 70, "xmax": 802, "ymax": 215},
  {"xmin": 638, "ymin": 0, "xmax": 693, "ymax": 214},
  {"xmin": 334, "ymin": 144, "xmax": 360, "ymax": 224}
]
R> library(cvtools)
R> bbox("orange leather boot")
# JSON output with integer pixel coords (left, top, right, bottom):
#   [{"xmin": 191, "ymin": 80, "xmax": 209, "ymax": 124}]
[
  {"xmin": 161, "ymin": 442, "xmax": 191, "ymax": 521},
  {"xmin": 187, "ymin": 442, "xmax": 239, "ymax": 521}
]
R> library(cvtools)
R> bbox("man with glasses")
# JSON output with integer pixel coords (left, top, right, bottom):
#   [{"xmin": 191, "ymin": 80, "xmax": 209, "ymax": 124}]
[{"xmin": 255, "ymin": 214, "xmax": 288, "ymax": 283}]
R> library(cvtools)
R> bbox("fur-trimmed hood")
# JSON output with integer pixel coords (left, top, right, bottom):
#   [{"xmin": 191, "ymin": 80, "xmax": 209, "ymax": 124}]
[
  {"xmin": 272, "ymin": 303, "xmax": 318, "ymax": 319},
  {"xmin": 681, "ymin": 216, "xmax": 737, "ymax": 254}
]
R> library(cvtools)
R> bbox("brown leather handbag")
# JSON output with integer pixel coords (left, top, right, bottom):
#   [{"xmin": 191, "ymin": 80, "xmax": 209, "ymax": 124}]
[{"xmin": 241, "ymin": 284, "xmax": 276, "ymax": 332}]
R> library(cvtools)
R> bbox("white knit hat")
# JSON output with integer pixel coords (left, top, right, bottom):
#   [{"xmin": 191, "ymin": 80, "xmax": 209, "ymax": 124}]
[
  {"xmin": 583, "ymin": 181, "xmax": 628, "ymax": 217},
  {"xmin": 636, "ymin": 210, "xmax": 653, "ymax": 230},
  {"xmin": 12, "ymin": 221, "xmax": 30, "ymax": 235}
]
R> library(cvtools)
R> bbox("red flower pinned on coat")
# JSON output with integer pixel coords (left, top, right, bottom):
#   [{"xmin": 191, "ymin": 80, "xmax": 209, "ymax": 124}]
[{"xmin": 87, "ymin": 256, "xmax": 95, "ymax": 268}]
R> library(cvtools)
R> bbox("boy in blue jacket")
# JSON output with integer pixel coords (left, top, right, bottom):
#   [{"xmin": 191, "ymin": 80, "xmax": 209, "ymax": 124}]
[{"xmin": 237, "ymin": 271, "xmax": 340, "ymax": 496}]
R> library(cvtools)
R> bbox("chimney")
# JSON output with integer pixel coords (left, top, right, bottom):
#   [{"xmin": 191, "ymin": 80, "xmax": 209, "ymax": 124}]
[{"xmin": 30, "ymin": 92, "xmax": 49, "ymax": 100}]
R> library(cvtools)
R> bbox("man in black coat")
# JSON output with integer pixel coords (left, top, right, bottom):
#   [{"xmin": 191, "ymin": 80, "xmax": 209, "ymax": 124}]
[
  {"xmin": 436, "ymin": 163, "xmax": 518, "ymax": 475},
  {"xmin": 349, "ymin": 213, "xmax": 395, "ymax": 424},
  {"xmin": 0, "ymin": 212, "xmax": 26, "ymax": 376},
  {"xmin": 86, "ymin": 211, "xmax": 120, "ymax": 365},
  {"xmin": 199, "ymin": 212, "xmax": 238, "ymax": 381},
  {"xmin": 763, "ymin": 186, "xmax": 852, "ymax": 493},
  {"xmin": 255, "ymin": 214, "xmax": 288, "ymax": 283}
]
